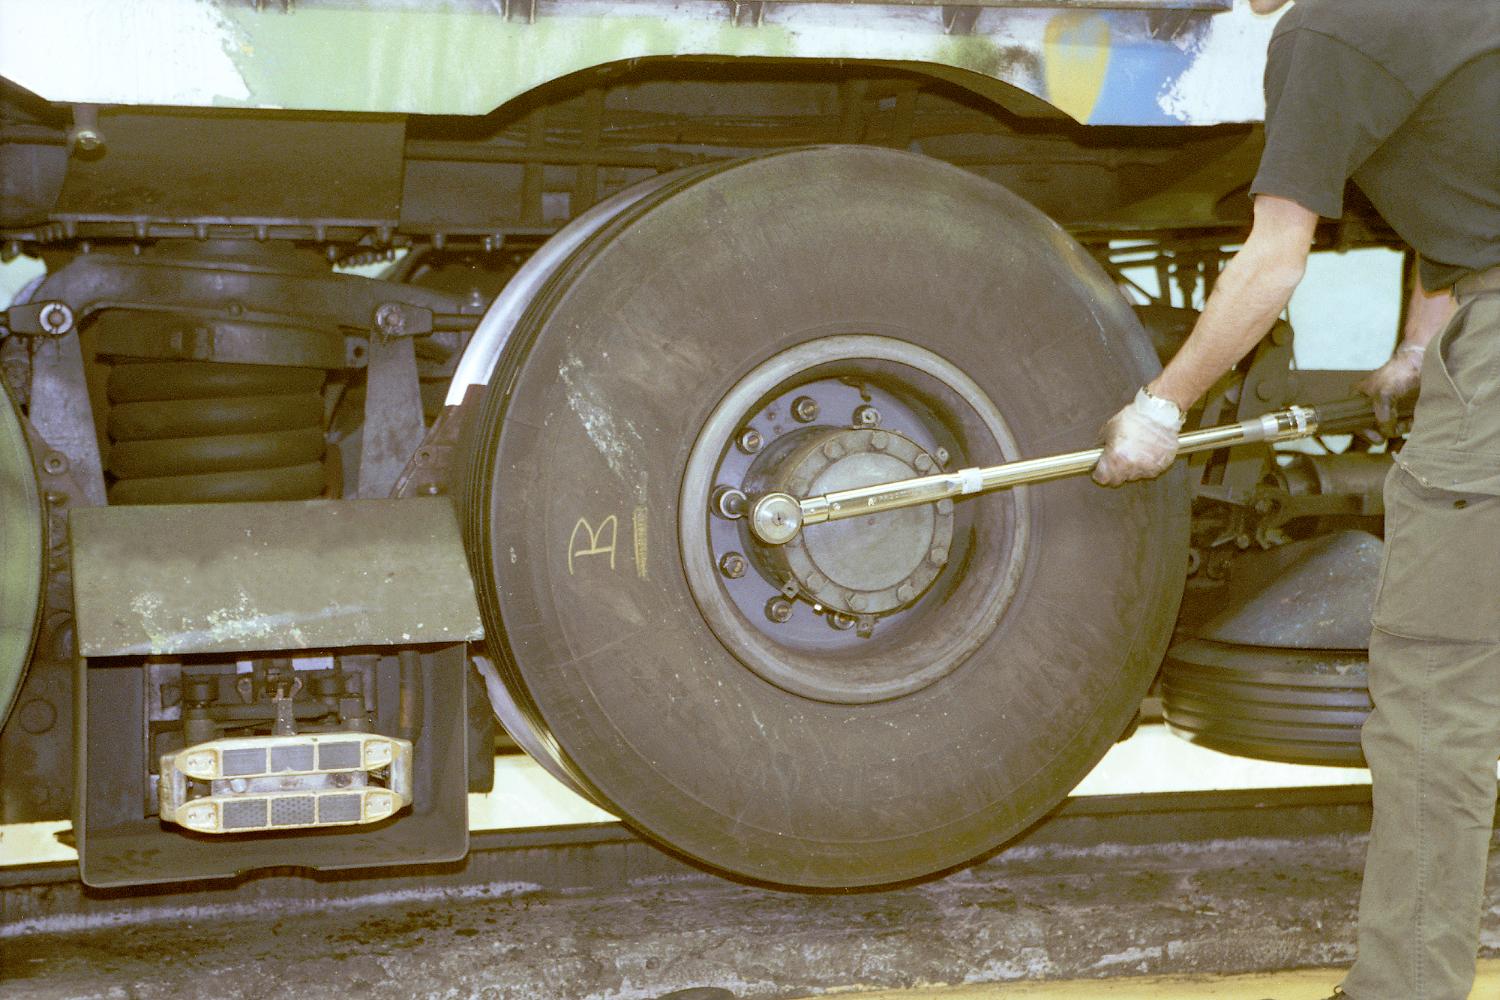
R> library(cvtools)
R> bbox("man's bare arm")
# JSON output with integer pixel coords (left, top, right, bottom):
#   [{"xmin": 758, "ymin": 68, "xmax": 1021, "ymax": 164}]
[
  {"xmin": 1148, "ymin": 195, "xmax": 1319, "ymax": 411},
  {"xmin": 1093, "ymin": 194, "xmax": 1318, "ymax": 486}
]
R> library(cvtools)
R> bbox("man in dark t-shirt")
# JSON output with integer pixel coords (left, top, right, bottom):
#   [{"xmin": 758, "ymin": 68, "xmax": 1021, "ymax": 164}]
[{"xmin": 1092, "ymin": 2, "xmax": 1500, "ymax": 998}]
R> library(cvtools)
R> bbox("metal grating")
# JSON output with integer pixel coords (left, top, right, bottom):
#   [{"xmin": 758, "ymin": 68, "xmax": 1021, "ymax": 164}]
[
  {"xmin": 270, "ymin": 796, "xmax": 316, "ymax": 827},
  {"xmin": 270, "ymin": 744, "xmax": 315, "ymax": 773},
  {"xmin": 317, "ymin": 742, "xmax": 361, "ymax": 771},
  {"xmin": 318, "ymin": 794, "xmax": 362, "ymax": 824},
  {"xmin": 222, "ymin": 798, "xmax": 268, "ymax": 831},
  {"xmin": 220, "ymin": 748, "xmax": 267, "ymax": 777}
]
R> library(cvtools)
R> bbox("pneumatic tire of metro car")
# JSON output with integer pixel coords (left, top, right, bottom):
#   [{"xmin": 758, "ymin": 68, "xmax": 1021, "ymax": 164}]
[{"xmin": 462, "ymin": 146, "xmax": 1190, "ymax": 888}]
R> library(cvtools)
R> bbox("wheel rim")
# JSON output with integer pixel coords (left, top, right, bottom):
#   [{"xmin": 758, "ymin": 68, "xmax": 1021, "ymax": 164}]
[
  {"xmin": 0, "ymin": 376, "xmax": 44, "ymax": 731},
  {"xmin": 680, "ymin": 335, "xmax": 1028, "ymax": 704}
]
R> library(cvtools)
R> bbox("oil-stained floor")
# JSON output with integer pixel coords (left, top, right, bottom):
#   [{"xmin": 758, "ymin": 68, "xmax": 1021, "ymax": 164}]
[{"xmin": 11, "ymin": 831, "xmax": 1500, "ymax": 1000}]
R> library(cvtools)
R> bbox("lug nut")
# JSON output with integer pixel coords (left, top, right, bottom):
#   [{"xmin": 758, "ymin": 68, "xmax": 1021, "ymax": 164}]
[
  {"xmin": 765, "ymin": 597, "xmax": 794, "ymax": 624},
  {"xmin": 719, "ymin": 552, "xmax": 747, "ymax": 579},
  {"xmin": 935, "ymin": 447, "xmax": 950, "ymax": 466},
  {"xmin": 853, "ymin": 405, "xmax": 881, "ymax": 428},
  {"xmin": 847, "ymin": 593, "xmax": 868, "ymax": 612},
  {"xmin": 791, "ymin": 396, "xmax": 820, "ymax": 423},
  {"xmin": 823, "ymin": 439, "xmax": 844, "ymax": 460},
  {"xmin": 712, "ymin": 486, "xmax": 748, "ymax": 519},
  {"xmin": 736, "ymin": 428, "xmax": 764, "ymax": 454},
  {"xmin": 871, "ymin": 431, "xmax": 889, "ymax": 451},
  {"xmin": 896, "ymin": 583, "xmax": 916, "ymax": 603},
  {"xmin": 929, "ymin": 545, "xmax": 949, "ymax": 565},
  {"xmin": 828, "ymin": 612, "xmax": 856, "ymax": 631},
  {"xmin": 914, "ymin": 453, "xmax": 934, "ymax": 473}
]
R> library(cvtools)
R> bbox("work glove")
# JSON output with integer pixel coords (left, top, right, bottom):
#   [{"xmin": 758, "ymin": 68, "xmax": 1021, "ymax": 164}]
[
  {"xmin": 1355, "ymin": 343, "xmax": 1424, "ymax": 439},
  {"xmin": 1092, "ymin": 388, "xmax": 1185, "ymax": 487}
]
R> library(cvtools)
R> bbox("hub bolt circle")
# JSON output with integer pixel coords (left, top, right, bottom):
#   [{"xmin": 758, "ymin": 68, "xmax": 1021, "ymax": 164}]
[
  {"xmin": 719, "ymin": 552, "xmax": 748, "ymax": 579},
  {"xmin": 791, "ymin": 396, "xmax": 820, "ymax": 423},
  {"xmin": 736, "ymin": 428, "xmax": 764, "ymax": 454},
  {"xmin": 765, "ymin": 596, "xmax": 794, "ymax": 624}
]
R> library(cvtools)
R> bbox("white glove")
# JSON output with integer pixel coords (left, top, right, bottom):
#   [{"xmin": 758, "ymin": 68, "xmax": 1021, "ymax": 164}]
[
  {"xmin": 1355, "ymin": 343, "xmax": 1424, "ymax": 439},
  {"xmin": 1093, "ymin": 388, "xmax": 1185, "ymax": 487}
]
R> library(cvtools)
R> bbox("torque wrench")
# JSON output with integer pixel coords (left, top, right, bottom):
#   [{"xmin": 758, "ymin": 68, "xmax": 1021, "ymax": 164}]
[{"xmin": 747, "ymin": 396, "xmax": 1378, "ymax": 546}]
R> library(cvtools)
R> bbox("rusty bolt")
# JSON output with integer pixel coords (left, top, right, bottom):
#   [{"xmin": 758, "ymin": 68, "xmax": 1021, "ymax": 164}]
[
  {"xmin": 765, "ymin": 596, "xmax": 794, "ymax": 624},
  {"xmin": 719, "ymin": 552, "xmax": 747, "ymax": 579},
  {"xmin": 853, "ymin": 405, "xmax": 881, "ymax": 428},
  {"xmin": 41, "ymin": 452, "xmax": 68, "ymax": 475},
  {"xmin": 828, "ymin": 612, "xmax": 856, "ymax": 631},
  {"xmin": 935, "ymin": 447, "xmax": 950, "ymax": 466},
  {"xmin": 374, "ymin": 302, "xmax": 406, "ymax": 336},
  {"xmin": 736, "ymin": 428, "xmax": 764, "ymax": 454},
  {"xmin": 791, "ymin": 396, "xmax": 820, "ymax": 423}
]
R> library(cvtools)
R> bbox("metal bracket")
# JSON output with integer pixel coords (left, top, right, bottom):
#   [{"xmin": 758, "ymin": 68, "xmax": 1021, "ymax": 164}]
[
  {"xmin": 2, "ymin": 300, "xmax": 74, "ymax": 337},
  {"xmin": 943, "ymin": 6, "xmax": 982, "ymax": 35},
  {"xmin": 502, "ymin": 0, "xmax": 536, "ymax": 23},
  {"xmin": 731, "ymin": 1, "xmax": 765, "ymax": 27}
]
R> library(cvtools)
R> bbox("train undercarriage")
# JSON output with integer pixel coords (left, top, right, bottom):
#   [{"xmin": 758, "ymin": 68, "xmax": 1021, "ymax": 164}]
[{"xmin": 0, "ymin": 47, "xmax": 1399, "ymax": 889}]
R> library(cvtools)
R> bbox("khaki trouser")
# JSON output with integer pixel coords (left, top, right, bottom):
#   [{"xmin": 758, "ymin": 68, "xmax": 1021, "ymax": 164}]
[{"xmin": 1342, "ymin": 271, "xmax": 1500, "ymax": 1000}]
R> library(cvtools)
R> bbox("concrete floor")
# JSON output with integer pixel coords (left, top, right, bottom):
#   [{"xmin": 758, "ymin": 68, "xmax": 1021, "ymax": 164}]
[{"xmin": 0, "ymin": 831, "xmax": 1459, "ymax": 1000}]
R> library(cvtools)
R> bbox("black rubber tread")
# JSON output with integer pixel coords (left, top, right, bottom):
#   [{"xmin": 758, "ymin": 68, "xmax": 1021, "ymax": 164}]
[
  {"xmin": 1161, "ymin": 639, "xmax": 1370, "ymax": 767},
  {"xmin": 108, "ymin": 461, "xmax": 327, "ymax": 505},
  {"xmin": 463, "ymin": 147, "xmax": 1188, "ymax": 888},
  {"xmin": 107, "ymin": 426, "xmax": 326, "ymax": 478},
  {"xmin": 107, "ymin": 394, "xmax": 324, "ymax": 441},
  {"xmin": 106, "ymin": 361, "xmax": 324, "ymax": 402}
]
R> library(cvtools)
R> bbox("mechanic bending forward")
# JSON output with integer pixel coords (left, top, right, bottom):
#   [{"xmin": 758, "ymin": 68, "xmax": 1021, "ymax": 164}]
[{"xmin": 1091, "ymin": 1, "xmax": 1500, "ymax": 998}]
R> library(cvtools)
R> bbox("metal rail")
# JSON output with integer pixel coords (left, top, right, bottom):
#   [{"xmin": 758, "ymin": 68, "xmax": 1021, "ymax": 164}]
[{"xmin": 1, "ymin": 784, "xmax": 1376, "ymax": 935}]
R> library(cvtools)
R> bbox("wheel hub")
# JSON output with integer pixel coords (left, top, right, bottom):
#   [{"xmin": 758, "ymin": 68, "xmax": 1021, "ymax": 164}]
[
  {"xmin": 745, "ymin": 427, "xmax": 952, "ymax": 616},
  {"xmin": 680, "ymin": 334, "xmax": 1027, "ymax": 705}
]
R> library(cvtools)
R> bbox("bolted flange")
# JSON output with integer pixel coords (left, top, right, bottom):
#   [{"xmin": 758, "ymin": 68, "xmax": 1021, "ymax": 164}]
[{"xmin": 742, "ymin": 426, "xmax": 952, "ymax": 617}]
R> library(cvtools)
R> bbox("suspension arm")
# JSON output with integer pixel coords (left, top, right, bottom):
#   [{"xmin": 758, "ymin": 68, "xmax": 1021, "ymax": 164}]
[{"xmin": 747, "ymin": 397, "xmax": 1377, "ymax": 546}]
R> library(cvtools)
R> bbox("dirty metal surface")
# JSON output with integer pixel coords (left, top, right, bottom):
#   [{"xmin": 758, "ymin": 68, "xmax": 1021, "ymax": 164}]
[
  {"xmin": 9, "ymin": 786, "xmax": 1496, "ymax": 1000},
  {"xmin": 69, "ymin": 498, "xmax": 483, "ymax": 657},
  {"xmin": 1178, "ymin": 530, "xmax": 1382, "ymax": 650}
]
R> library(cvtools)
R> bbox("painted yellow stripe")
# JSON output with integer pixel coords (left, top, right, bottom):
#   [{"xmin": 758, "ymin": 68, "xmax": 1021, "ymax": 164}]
[{"xmin": 807, "ymin": 961, "xmax": 1500, "ymax": 998}]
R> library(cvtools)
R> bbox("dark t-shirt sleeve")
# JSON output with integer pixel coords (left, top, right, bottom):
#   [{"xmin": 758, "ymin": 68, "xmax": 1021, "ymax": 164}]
[{"xmin": 1249, "ymin": 27, "xmax": 1416, "ymax": 219}]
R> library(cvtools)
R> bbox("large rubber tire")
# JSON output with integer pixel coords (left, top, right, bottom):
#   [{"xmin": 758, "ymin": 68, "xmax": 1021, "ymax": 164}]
[
  {"xmin": 1162, "ymin": 640, "xmax": 1370, "ymax": 767},
  {"xmin": 0, "ymin": 376, "xmax": 44, "ymax": 731},
  {"xmin": 464, "ymin": 146, "xmax": 1188, "ymax": 888}
]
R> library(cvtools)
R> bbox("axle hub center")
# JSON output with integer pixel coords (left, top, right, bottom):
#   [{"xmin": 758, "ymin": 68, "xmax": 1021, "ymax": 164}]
[{"xmin": 746, "ymin": 427, "xmax": 953, "ymax": 616}]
